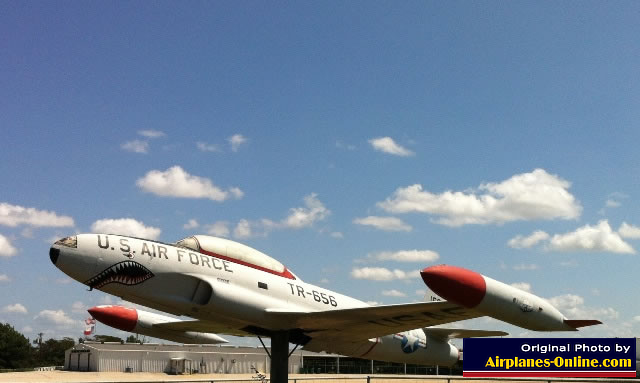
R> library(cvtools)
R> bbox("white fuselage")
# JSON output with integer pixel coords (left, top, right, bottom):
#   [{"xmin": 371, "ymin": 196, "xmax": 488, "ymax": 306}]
[{"xmin": 52, "ymin": 234, "xmax": 458, "ymax": 365}]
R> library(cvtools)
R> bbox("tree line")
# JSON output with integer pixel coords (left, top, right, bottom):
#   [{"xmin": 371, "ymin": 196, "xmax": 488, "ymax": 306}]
[{"xmin": 0, "ymin": 322, "xmax": 138, "ymax": 369}]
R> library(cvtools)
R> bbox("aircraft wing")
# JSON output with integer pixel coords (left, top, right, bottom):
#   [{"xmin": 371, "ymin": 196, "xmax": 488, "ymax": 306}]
[
  {"xmin": 267, "ymin": 301, "xmax": 482, "ymax": 341},
  {"xmin": 156, "ymin": 301, "xmax": 482, "ymax": 342},
  {"xmin": 154, "ymin": 320, "xmax": 253, "ymax": 337}
]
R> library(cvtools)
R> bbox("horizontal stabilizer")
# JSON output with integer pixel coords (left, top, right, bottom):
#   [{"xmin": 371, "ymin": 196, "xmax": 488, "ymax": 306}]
[
  {"xmin": 564, "ymin": 319, "xmax": 602, "ymax": 329},
  {"xmin": 424, "ymin": 328, "xmax": 507, "ymax": 341}
]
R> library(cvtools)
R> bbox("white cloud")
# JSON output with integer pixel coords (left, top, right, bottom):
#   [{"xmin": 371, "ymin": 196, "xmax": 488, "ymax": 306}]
[
  {"xmin": 350, "ymin": 267, "xmax": 418, "ymax": 281},
  {"xmin": 559, "ymin": 259, "xmax": 578, "ymax": 267},
  {"xmin": 367, "ymin": 250, "xmax": 439, "ymax": 263},
  {"xmin": 353, "ymin": 216, "xmax": 412, "ymax": 232},
  {"xmin": 512, "ymin": 263, "xmax": 539, "ymax": 271},
  {"xmin": 136, "ymin": 166, "xmax": 244, "ymax": 202},
  {"xmin": 233, "ymin": 219, "xmax": 252, "ymax": 239},
  {"xmin": 549, "ymin": 220, "xmax": 634, "ymax": 254},
  {"xmin": 508, "ymin": 231, "xmax": 550, "ymax": 249},
  {"xmin": 510, "ymin": 282, "xmax": 532, "ymax": 293},
  {"xmin": 0, "ymin": 203, "xmax": 74, "ymax": 227},
  {"xmin": 138, "ymin": 130, "xmax": 166, "ymax": 138},
  {"xmin": 381, "ymin": 289, "xmax": 407, "ymax": 297},
  {"xmin": 369, "ymin": 137, "xmax": 414, "ymax": 157},
  {"xmin": 282, "ymin": 194, "xmax": 329, "ymax": 229},
  {"xmin": 183, "ymin": 219, "xmax": 199, "ymax": 230},
  {"xmin": 91, "ymin": 218, "xmax": 161, "ymax": 240},
  {"xmin": 228, "ymin": 134, "xmax": 247, "ymax": 152},
  {"xmin": 2, "ymin": 303, "xmax": 27, "ymax": 314},
  {"xmin": 34, "ymin": 309, "xmax": 76, "ymax": 327},
  {"xmin": 0, "ymin": 234, "xmax": 17, "ymax": 257},
  {"xmin": 0, "ymin": 274, "xmax": 10, "ymax": 282},
  {"xmin": 335, "ymin": 141, "xmax": 356, "ymax": 151},
  {"xmin": 547, "ymin": 294, "xmax": 618, "ymax": 320},
  {"xmin": 71, "ymin": 301, "xmax": 87, "ymax": 313},
  {"xmin": 604, "ymin": 192, "xmax": 627, "ymax": 210},
  {"xmin": 205, "ymin": 221, "xmax": 230, "ymax": 237},
  {"xmin": 378, "ymin": 169, "xmax": 582, "ymax": 227},
  {"xmin": 605, "ymin": 199, "xmax": 621, "ymax": 208},
  {"xmin": 618, "ymin": 222, "xmax": 640, "ymax": 239},
  {"xmin": 330, "ymin": 231, "xmax": 344, "ymax": 239},
  {"xmin": 121, "ymin": 140, "xmax": 149, "ymax": 154},
  {"xmin": 228, "ymin": 194, "xmax": 330, "ymax": 239},
  {"xmin": 196, "ymin": 142, "xmax": 220, "ymax": 152},
  {"xmin": 599, "ymin": 193, "xmax": 627, "ymax": 215}
]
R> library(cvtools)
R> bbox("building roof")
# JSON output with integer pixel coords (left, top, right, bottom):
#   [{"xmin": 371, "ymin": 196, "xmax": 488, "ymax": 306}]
[{"xmin": 71, "ymin": 343, "xmax": 340, "ymax": 357}]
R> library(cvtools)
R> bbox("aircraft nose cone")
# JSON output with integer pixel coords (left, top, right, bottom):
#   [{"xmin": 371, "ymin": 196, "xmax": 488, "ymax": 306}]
[
  {"xmin": 88, "ymin": 306, "xmax": 138, "ymax": 332},
  {"xmin": 49, "ymin": 247, "xmax": 60, "ymax": 265},
  {"xmin": 420, "ymin": 265, "xmax": 486, "ymax": 308}
]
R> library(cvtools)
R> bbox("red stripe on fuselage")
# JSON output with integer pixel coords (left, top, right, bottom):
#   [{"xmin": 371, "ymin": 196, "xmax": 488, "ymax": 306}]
[{"xmin": 199, "ymin": 249, "xmax": 296, "ymax": 280}]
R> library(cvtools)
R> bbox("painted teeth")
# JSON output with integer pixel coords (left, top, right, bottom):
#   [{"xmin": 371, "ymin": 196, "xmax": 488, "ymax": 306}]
[{"xmin": 85, "ymin": 261, "xmax": 154, "ymax": 289}]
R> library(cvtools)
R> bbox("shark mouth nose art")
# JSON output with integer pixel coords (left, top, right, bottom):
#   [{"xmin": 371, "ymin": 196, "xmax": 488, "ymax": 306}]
[{"xmin": 85, "ymin": 261, "xmax": 154, "ymax": 289}]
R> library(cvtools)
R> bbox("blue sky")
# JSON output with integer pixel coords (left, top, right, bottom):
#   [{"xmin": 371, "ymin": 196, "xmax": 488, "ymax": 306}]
[{"xmin": 2, "ymin": 1, "xmax": 640, "ymax": 343}]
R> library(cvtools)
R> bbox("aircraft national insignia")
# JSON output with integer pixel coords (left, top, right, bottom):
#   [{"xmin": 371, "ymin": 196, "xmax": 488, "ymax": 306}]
[
  {"xmin": 85, "ymin": 261, "xmax": 154, "ymax": 289},
  {"xmin": 400, "ymin": 334, "xmax": 420, "ymax": 354}
]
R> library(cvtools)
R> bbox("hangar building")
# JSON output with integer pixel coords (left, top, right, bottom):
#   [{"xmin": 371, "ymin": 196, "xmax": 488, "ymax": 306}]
[
  {"xmin": 65, "ymin": 343, "xmax": 459, "ymax": 375},
  {"xmin": 65, "ymin": 343, "xmax": 297, "ymax": 374}
]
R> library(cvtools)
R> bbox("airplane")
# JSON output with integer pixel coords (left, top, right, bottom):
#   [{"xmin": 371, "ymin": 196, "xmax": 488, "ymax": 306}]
[{"xmin": 50, "ymin": 234, "xmax": 600, "ymax": 381}]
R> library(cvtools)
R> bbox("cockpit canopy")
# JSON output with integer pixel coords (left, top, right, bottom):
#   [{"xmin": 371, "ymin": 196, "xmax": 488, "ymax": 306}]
[{"xmin": 175, "ymin": 235, "xmax": 296, "ymax": 280}]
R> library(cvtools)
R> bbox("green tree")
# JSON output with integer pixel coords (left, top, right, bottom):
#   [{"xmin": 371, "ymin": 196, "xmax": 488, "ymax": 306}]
[
  {"xmin": 0, "ymin": 322, "xmax": 33, "ymax": 369},
  {"xmin": 36, "ymin": 337, "xmax": 75, "ymax": 366},
  {"xmin": 125, "ymin": 334, "xmax": 139, "ymax": 343},
  {"xmin": 92, "ymin": 334, "xmax": 123, "ymax": 343}
]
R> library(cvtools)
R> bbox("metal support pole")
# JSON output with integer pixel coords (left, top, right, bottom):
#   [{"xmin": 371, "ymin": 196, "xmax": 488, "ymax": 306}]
[
  {"xmin": 258, "ymin": 336, "xmax": 271, "ymax": 358},
  {"xmin": 270, "ymin": 330, "xmax": 289, "ymax": 383}
]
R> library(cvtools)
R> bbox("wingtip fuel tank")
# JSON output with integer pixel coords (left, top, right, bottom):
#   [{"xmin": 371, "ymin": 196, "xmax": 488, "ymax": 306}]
[
  {"xmin": 88, "ymin": 305, "xmax": 228, "ymax": 344},
  {"xmin": 420, "ymin": 265, "xmax": 602, "ymax": 331}
]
